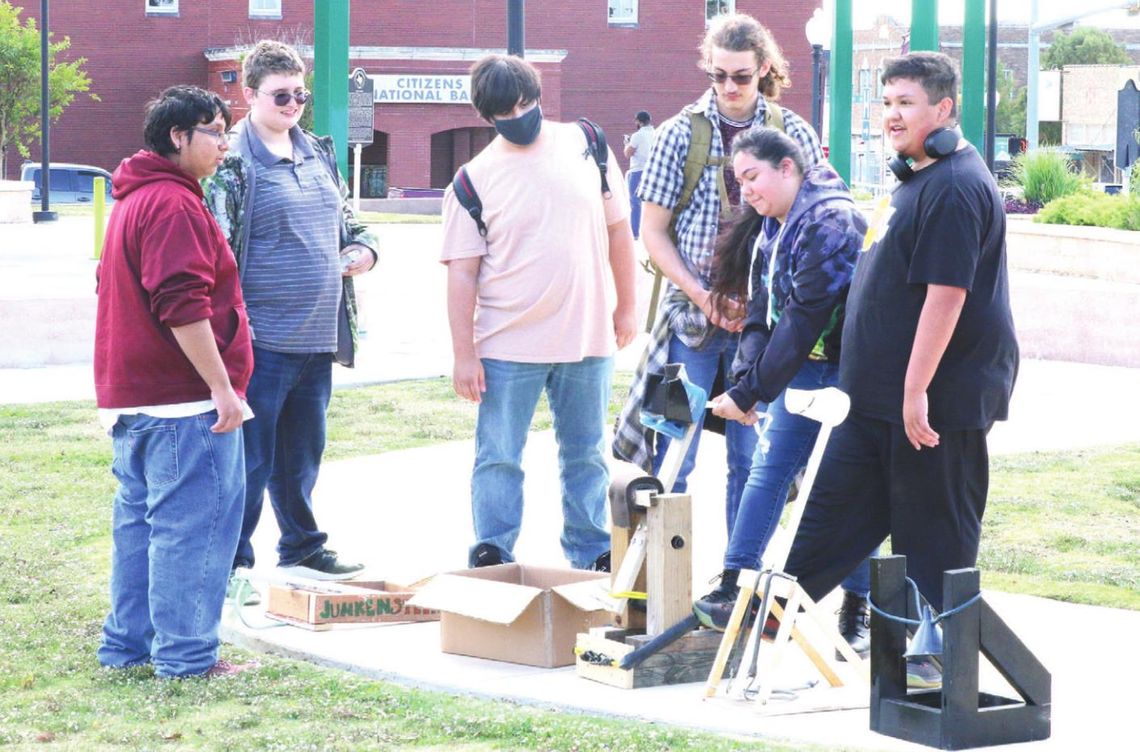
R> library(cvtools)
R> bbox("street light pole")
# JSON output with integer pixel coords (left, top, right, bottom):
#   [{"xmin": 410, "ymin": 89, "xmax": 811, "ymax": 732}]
[
  {"xmin": 507, "ymin": 0, "xmax": 524, "ymax": 57},
  {"xmin": 33, "ymin": 0, "xmax": 56, "ymax": 224},
  {"xmin": 810, "ymin": 44, "xmax": 823, "ymax": 137}
]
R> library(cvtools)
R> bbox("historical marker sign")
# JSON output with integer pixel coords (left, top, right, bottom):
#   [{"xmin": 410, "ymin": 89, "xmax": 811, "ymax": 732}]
[{"xmin": 348, "ymin": 67, "xmax": 375, "ymax": 146}]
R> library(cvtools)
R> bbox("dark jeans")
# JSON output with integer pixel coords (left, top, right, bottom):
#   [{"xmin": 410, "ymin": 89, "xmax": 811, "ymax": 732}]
[
  {"xmin": 234, "ymin": 346, "xmax": 333, "ymax": 569},
  {"xmin": 628, "ymin": 169, "xmax": 644, "ymax": 239},
  {"xmin": 785, "ymin": 411, "xmax": 990, "ymax": 611}
]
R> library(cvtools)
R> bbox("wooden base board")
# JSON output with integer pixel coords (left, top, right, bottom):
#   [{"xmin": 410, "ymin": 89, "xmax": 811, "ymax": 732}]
[{"xmin": 575, "ymin": 627, "xmax": 737, "ymax": 689}]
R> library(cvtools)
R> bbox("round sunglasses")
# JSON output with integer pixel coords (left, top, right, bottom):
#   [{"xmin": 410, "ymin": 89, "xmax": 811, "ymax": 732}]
[{"xmin": 257, "ymin": 89, "xmax": 311, "ymax": 106}]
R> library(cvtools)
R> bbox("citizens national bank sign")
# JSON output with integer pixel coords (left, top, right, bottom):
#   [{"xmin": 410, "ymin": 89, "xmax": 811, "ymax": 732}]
[{"xmin": 370, "ymin": 74, "xmax": 470, "ymax": 104}]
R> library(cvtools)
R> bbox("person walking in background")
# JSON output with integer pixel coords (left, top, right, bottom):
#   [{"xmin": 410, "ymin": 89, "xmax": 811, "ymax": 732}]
[
  {"xmin": 624, "ymin": 110, "xmax": 654, "ymax": 240},
  {"xmin": 95, "ymin": 86, "xmax": 253, "ymax": 678},
  {"xmin": 441, "ymin": 54, "xmax": 637, "ymax": 570},
  {"xmin": 205, "ymin": 40, "xmax": 379, "ymax": 597},
  {"xmin": 688, "ymin": 128, "xmax": 877, "ymax": 657}
]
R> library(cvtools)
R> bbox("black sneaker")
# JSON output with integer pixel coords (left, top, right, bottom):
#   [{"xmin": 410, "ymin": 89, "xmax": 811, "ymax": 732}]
[
  {"xmin": 587, "ymin": 550, "xmax": 611, "ymax": 573},
  {"xmin": 692, "ymin": 569, "xmax": 740, "ymax": 631},
  {"xmin": 470, "ymin": 542, "xmax": 504, "ymax": 568},
  {"xmin": 906, "ymin": 657, "xmax": 943, "ymax": 690},
  {"xmin": 835, "ymin": 590, "xmax": 871, "ymax": 660},
  {"xmin": 278, "ymin": 548, "xmax": 364, "ymax": 581}
]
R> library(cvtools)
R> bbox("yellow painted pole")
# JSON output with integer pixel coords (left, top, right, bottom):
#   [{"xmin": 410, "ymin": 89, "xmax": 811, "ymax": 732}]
[{"xmin": 93, "ymin": 176, "xmax": 106, "ymax": 260}]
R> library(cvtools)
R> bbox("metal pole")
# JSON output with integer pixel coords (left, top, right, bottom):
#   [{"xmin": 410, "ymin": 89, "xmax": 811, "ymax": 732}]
[
  {"xmin": 352, "ymin": 143, "xmax": 362, "ymax": 214},
  {"xmin": 961, "ymin": 0, "xmax": 985, "ymax": 147},
  {"xmin": 507, "ymin": 0, "xmax": 524, "ymax": 57},
  {"xmin": 810, "ymin": 44, "xmax": 823, "ymax": 137},
  {"xmin": 985, "ymin": 0, "xmax": 998, "ymax": 171},
  {"xmin": 910, "ymin": 0, "xmax": 938, "ymax": 52},
  {"xmin": 1027, "ymin": 0, "xmax": 1040, "ymax": 149},
  {"xmin": 33, "ymin": 0, "xmax": 56, "ymax": 223},
  {"xmin": 314, "ymin": 0, "xmax": 350, "ymax": 177},
  {"xmin": 830, "ymin": 0, "xmax": 853, "ymax": 183}
]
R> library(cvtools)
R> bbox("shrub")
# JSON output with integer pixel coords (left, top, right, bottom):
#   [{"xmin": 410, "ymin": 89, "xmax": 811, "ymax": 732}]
[
  {"xmin": 1004, "ymin": 196, "xmax": 1042, "ymax": 215},
  {"xmin": 1012, "ymin": 149, "xmax": 1087, "ymax": 205},
  {"xmin": 1034, "ymin": 191, "xmax": 1140, "ymax": 230}
]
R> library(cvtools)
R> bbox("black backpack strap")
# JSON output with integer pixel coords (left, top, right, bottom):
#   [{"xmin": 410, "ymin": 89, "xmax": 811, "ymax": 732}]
[
  {"xmin": 576, "ymin": 117, "xmax": 612, "ymax": 198},
  {"xmin": 451, "ymin": 165, "xmax": 487, "ymax": 238}
]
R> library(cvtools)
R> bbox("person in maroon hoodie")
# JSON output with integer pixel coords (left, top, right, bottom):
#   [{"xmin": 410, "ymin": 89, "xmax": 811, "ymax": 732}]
[{"xmin": 94, "ymin": 85, "xmax": 254, "ymax": 679}]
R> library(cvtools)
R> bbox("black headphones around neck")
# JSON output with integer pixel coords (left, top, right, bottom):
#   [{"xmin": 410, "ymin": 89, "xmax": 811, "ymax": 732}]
[{"xmin": 887, "ymin": 127, "xmax": 960, "ymax": 182}]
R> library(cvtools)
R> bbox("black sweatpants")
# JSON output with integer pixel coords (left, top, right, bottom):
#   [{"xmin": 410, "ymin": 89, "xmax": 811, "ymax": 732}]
[{"xmin": 784, "ymin": 410, "xmax": 990, "ymax": 611}]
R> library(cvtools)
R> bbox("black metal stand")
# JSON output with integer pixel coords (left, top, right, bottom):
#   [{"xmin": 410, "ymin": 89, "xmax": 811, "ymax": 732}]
[{"xmin": 870, "ymin": 556, "xmax": 1051, "ymax": 750}]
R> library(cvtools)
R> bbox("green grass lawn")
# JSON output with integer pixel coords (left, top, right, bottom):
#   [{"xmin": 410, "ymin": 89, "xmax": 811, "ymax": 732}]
[{"xmin": 1, "ymin": 380, "xmax": 1137, "ymax": 749}]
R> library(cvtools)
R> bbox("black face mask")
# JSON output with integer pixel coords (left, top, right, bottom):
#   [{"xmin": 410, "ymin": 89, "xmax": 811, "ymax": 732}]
[{"xmin": 494, "ymin": 105, "xmax": 543, "ymax": 145}]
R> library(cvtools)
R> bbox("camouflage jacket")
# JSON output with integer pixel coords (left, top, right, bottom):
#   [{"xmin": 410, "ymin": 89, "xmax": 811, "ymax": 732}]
[{"xmin": 203, "ymin": 121, "xmax": 378, "ymax": 367}]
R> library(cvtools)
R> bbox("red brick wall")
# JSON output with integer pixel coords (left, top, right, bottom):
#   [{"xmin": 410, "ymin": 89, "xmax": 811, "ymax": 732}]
[{"xmin": 5, "ymin": 1, "xmax": 814, "ymax": 185}]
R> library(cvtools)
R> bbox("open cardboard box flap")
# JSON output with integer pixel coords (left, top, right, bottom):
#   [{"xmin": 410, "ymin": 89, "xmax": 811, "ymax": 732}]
[
  {"xmin": 408, "ymin": 572, "xmax": 544, "ymax": 625},
  {"xmin": 408, "ymin": 563, "xmax": 609, "ymax": 626}
]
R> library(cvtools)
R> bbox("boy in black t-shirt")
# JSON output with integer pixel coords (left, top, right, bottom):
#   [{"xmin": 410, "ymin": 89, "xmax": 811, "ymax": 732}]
[{"xmin": 784, "ymin": 52, "xmax": 1018, "ymax": 617}]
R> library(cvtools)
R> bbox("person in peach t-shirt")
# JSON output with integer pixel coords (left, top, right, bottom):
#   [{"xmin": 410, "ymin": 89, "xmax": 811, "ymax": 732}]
[{"xmin": 440, "ymin": 54, "xmax": 637, "ymax": 571}]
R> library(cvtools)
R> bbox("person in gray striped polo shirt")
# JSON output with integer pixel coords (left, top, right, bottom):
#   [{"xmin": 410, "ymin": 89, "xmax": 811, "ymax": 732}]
[{"xmin": 206, "ymin": 40, "xmax": 379, "ymax": 597}]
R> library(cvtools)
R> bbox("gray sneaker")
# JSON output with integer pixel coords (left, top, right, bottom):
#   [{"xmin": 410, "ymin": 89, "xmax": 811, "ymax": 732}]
[
  {"xmin": 278, "ymin": 548, "xmax": 364, "ymax": 581},
  {"xmin": 225, "ymin": 575, "xmax": 261, "ymax": 606}
]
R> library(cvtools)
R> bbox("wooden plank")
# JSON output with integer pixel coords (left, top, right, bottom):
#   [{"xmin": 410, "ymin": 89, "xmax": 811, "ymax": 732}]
[
  {"xmin": 704, "ymin": 568, "xmax": 760, "ymax": 697},
  {"xmin": 979, "ymin": 600, "xmax": 1052, "ymax": 706},
  {"xmin": 612, "ymin": 505, "xmax": 648, "ymax": 630},
  {"xmin": 646, "ymin": 492, "xmax": 692, "ymax": 634}
]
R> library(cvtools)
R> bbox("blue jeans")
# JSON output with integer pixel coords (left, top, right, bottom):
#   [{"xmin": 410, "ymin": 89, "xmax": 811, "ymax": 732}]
[
  {"xmin": 652, "ymin": 330, "xmax": 758, "ymax": 537},
  {"xmin": 98, "ymin": 412, "xmax": 244, "ymax": 677},
  {"xmin": 471, "ymin": 357, "xmax": 613, "ymax": 569},
  {"xmin": 628, "ymin": 169, "xmax": 644, "ymax": 239},
  {"xmin": 234, "ymin": 347, "xmax": 333, "ymax": 569},
  {"xmin": 725, "ymin": 360, "xmax": 876, "ymax": 597}
]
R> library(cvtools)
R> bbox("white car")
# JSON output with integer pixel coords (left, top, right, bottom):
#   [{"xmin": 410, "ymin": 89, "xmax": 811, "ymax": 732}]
[{"xmin": 20, "ymin": 162, "xmax": 114, "ymax": 204}]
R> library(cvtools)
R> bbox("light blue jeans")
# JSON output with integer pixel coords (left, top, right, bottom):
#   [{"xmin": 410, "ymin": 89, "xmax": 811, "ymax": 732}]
[
  {"xmin": 470, "ymin": 357, "xmax": 613, "ymax": 569},
  {"xmin": 725, "ymin": 360, "xmax": 875, "ymax": 596},
  {"xmin": 98, "ymin": 411, "xmax": 244, "ymax": 677},
  {"xmin": 652, "ymin": 329, "xmax": 758, "ymax": 537}
]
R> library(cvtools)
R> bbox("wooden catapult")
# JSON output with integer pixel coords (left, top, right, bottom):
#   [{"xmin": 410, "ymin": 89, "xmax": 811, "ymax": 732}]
[
  {"xmin": 575, "ymin": 374, "xmax": 869, "ymax": 698},
  {"xmin": 702, "ymin": 386, "xmax": 869, "ymax": 709}
]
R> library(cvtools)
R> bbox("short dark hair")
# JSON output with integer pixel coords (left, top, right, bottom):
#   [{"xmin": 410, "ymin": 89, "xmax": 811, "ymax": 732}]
[
  {"xmin": 881, "ymin": 51, "xmax": 959, "ymax": 119},
  {"xmin": 731, "ymin": 126, "xmax": 806, "ymax": 176},
  {"xmin": 469, "ymin": 54, "xmax": 542, "ymax": 122},
  {"xmin": 700, "ymin": 13, "xmax": 791, "ymax": 99},
  {"xmin": 143, "ymin": 85, "xmax": 231, "ymax": 157},
  {"xmin": 635, "ymin": 110, "xmax": 651, "ymax": 125}
]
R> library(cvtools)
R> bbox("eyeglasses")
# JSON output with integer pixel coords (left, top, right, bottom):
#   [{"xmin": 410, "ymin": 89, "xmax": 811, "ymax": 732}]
[
  {"xmin": 707, "ymin": 69, "xmax": 759, "ymax": 86},
  {"xmin": 191, "ymin": 127, "xmax": 228, "ymax": 146},
  {"xmin": 257, "ymin": 89, "xmax": 311, "ymax": 106}
]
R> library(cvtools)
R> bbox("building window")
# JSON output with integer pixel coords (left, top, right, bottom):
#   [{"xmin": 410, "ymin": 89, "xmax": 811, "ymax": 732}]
[
  {"xmin": 250, "ymin": 0, "xmax": 282, "ymax": 19},
  {"xmin": 706, "ymin": 1, "xmax": 734, "ymax": 24},
  {"xmin": 608, "ymin": 1, "xmax": 637, "ymax": 24},
  {"xmin": 146, "ymin": 0, "xmax": 178, "ymax": 14}
]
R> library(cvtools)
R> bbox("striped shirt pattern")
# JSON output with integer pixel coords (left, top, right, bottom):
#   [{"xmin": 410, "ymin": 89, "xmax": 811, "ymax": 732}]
[
  {"xmin": 636, "ymin": 89, "xmax": 823, "ymax": 288},
  {"xmin": 241, "ymin": 130, "xmax": 342, "ymax": 353}
]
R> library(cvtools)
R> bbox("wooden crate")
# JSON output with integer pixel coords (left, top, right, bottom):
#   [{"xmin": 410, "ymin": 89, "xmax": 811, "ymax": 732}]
[
  {"xmin": 575, "ymin": 627, "xmax": 731, "ymax": 689},
  {"xmin": 265, "ymin": 580, "xmax": 438, "ymax": 630}
]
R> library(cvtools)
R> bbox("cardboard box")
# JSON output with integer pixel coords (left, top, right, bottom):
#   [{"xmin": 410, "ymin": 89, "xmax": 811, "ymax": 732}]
[
  {"xmin": 265, "ymin": 580, "xmax": 438, "ymax": 630},
  {"xmin": 409, "ymin": 564, "xmax": 612, "ymax": 668}
]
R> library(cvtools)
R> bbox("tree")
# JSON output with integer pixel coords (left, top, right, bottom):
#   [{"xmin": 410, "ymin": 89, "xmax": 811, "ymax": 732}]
[
  {"xmin": 0, "ymin": 1, "xmax": 95, "ymax": 177},
  {"xmin": 1042, "ymin": 27, "xmax": 1131, "ymax": 69},
  {"xmin": 995, "ymin": 61, "xmax": 1027, "ymax": 137}
]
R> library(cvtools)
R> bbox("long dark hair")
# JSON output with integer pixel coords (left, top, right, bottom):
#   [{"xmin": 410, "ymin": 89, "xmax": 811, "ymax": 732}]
[{"xmin": 708, "ymin": 128, "xmax": 805, "ymax": 321}]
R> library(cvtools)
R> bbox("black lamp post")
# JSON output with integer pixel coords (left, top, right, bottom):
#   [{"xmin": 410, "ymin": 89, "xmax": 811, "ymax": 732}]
[
  {"xmin": 507, "ymin": 0, "xmax": 524, "ymax": 57},
  {"xmin": 805, "ymin": 7, "xmax": 830, "ymax": 139},
  {"xmin": 33, "ymin": 0, "xmax": 56, "ymax": 223}
]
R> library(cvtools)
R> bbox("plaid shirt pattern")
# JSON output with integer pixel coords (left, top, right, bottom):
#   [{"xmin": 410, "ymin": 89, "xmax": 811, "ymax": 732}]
[
  {"xmin": 636, "ymin": 89, "xmax": 823, "ymax": 289},
  {"xmin": 615, "ymin": 91, "xmax": 822, "ymax": 469}
]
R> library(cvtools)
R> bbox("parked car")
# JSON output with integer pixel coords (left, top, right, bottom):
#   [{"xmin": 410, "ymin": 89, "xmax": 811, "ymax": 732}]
[{"xmin": 20, "ymin": 162, "xmax": 114, "ymax": 204}]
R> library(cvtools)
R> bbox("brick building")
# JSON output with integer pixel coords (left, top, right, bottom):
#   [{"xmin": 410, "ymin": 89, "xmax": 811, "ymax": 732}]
[{"xmin": 7, "ymin": 0, "xmax": 817, "ymax": 192}]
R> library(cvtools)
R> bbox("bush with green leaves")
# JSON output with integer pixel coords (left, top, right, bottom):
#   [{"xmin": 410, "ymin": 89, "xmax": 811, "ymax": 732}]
[
  {"xmin": 1034, "ymin": 191, "xmax": 1140, "ymax": 230},
  {"xmin": 1012, "ymin": 149, "xmax": 1087, "ymax": 205}
]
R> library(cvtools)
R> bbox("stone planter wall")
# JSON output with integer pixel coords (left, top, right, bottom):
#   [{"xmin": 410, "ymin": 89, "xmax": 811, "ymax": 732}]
[
  {"xmin": 1006, "ymin": 216, "xmax": 1140, "ymax": 367},
  {"xmin": 0, "ymin": 180, "xmax": 33, "ymax": 224}
]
